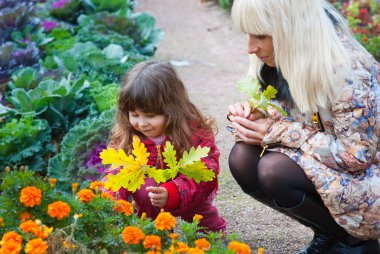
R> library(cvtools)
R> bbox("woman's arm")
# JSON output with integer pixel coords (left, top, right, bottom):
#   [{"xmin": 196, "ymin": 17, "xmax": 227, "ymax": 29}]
[{"xmin": 263, "ymin": 75, "xmax": 378, "ymax": 173}]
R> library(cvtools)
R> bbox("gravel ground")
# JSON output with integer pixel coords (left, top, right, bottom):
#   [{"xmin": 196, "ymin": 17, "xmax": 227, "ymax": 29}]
[{"xmin": 135, "ymin": 1, "xmax": 313, "ymax": 253}]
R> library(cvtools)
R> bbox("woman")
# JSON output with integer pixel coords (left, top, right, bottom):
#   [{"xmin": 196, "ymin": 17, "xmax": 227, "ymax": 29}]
[{"xmin": 227, "ymin": 0, "xmax": 380, "ymax": 253}]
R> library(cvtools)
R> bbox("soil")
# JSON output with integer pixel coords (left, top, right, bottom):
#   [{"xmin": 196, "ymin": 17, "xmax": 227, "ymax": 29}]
[{"xmin": 135, "ymin": 1, "xmax": 313, "ymax": 253}]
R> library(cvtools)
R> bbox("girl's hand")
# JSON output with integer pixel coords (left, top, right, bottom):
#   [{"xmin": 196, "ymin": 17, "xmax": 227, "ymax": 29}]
[
  {"xmin": 146, "ymin": 186, "xmax": 168, "ymax": 208},
  {"xmin": 231, "ymin": 117, "xmax": 272, "ymax": 145},
  {"xmin": 227, "ymin": 102, "xmax": 265, "ymax": 121}
]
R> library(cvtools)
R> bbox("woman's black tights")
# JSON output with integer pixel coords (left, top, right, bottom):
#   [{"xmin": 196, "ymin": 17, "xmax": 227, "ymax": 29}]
[
  {"xmin": 228, "ymin": 142, "xmax": 318, "ymax": 207},
  {"xmin": 228, "ymin": 142, "xmax": 354, "ymax": 241}
]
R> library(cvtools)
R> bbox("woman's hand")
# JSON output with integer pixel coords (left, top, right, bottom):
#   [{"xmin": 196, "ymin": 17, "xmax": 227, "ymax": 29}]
[
  {"xmin": 232, "ymin": 117, "xmax": 271, "ymax": 145},
  {"xmin": 227, "ymin": 101, "xmax": 265, "ymax": 121},
  {"xmin": 146, "ymin": 186, "xmax": 168, "ymax": 208}
]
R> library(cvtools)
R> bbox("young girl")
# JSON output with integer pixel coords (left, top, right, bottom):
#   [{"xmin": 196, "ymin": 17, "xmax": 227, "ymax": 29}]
[{"xmin": 105, "ymin": 60, "xmax": 226, "ymax": 232}]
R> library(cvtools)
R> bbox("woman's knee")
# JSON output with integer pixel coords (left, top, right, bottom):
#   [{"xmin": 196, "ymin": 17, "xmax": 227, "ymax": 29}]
[{"xmin": 228, "ymin": 142, "xmax": 260, "ymax": 171}]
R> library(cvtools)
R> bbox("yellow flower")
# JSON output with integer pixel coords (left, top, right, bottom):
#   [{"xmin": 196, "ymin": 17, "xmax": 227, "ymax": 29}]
[
  {"xmin": 19, "ymin": 212, "xmax": 33, "ymax": 222},
  {"xmin": 143, "ymin": 235, "xmax": 162, "ymax": 250},
  {"xmin": 77, "ymin": 189, "xmax": 95, "ymax": 203},
  {"xmin": 188, "ymin": 248, "xmax": 204, "ymax": 254},
  {"xmin": 228, "ymin": 241, "xmax": 252, "ymax": 254},
  {"xmin": 19, "ymin": 186, "xmax": 42, "ymax": 207},
  {"xmin": 194, "ymin": 238, "xmax": 210, "ymax": 250},
  {"xmin": 168, "ymin": 233, "xmax": 179, "ymax": 241},
  {"xmin": 174, "ymin": 242, "xmax": 189, "ymax": 253},
  {"xmin": 0, "ymin": 231, "xmax": 22, "ymax": 254},
  {"xmin": 154, "ymin": 212, "xmax": 176, "ymax": 230},
  {"xmin": 113, "ymin": 200, "xmax": 134, "ymax": 216},
  {"xmin": 71, "ymin": 183, "xmax": 79, "ymax": 193},
  {"xmin": 24, "ymin": 238, "xmax": 48, "ymax": 254},
  {"xmin": 140, "ymin": 212, "xmax": 147, "ymax": 221},
  {"xmin": 73, "ymin": 213, "xmax": 83, "ymax": 220},
  {"xmin": 258, "ymin": 247, "xmax": 265, "ymax": 254},
  {"xmin": 193, "ymin": 214, "xmax": 203, "ymax": 223},
  {"xmin": 49, "ymin": 178, "xmax": 57, "ymax": 189},
  {"xmin": 121, "ymin": 226, "xmax": 145, "ymax": 244},
  {"xmin": 89, "ymin": 181, "xmax": 104, "ymax": 192},
  {"xmin": 47, "ymin": 201, "xmax": 71, "ymax": 220}
]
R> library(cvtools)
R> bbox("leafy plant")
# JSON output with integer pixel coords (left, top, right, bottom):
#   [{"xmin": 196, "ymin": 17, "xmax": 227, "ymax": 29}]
[
  {"xmin": 236, "ymin": 76, "xmax": 288, "ymax": 116},
  {"xmin": 47, "ymin": 109, "xmax": 115, "ymax": 190},
  {"xmin": 101, "ymin": 136, "xmax": 215, "ymax": 193},
  {"xmin": 0, "ymin": 115, "xmax": 54, "ymax": 172}
]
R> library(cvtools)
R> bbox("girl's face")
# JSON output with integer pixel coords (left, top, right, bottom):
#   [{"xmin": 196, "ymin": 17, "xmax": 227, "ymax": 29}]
[
  {"xmin": 129, "ymin": 110, "xmax": 167, "ymax": 138},
  {"xmin": 247, "ymin": 34, "xmax": 275, "ymax": 67}
]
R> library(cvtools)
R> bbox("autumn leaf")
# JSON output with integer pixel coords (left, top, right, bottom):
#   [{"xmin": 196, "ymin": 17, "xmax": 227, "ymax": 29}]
[
  {"xmin": 162, "ymin": 141, "xmax": 215, "ymax": 182},
  {"xmin": 101, "ymin": 135, "xmax": 153, "ymax": 192}
]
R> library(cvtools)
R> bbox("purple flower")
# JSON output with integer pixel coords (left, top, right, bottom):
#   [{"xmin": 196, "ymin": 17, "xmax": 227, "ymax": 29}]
[
  {"xmin": 41, "ymin": 20, "xmax": 59, "ymax": 32},
  {"xmin": 52, "ymin": 0, "xmax": 70, "ymax": 9}
]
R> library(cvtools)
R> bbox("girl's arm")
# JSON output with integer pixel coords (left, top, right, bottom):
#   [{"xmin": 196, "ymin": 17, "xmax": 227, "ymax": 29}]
[{"xmin": 263, "ymin": 72, "xmax": 378, "ymax": 173}]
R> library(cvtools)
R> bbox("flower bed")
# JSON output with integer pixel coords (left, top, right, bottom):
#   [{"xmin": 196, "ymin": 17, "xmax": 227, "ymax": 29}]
[{"xmin": 0, "ymin": 167, "xmax": 264, "ymax": 254}]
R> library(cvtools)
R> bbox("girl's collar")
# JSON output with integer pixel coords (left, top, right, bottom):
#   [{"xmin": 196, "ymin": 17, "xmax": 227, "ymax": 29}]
[{"xmin": 143, "ymin": 134, "xmax": 168, "ymax": 145}]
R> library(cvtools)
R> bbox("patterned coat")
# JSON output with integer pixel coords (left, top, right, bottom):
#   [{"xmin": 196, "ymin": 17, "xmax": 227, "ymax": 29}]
[{"xmin": 262, "ymin": 38, "xmax": 380, "ymax": 239}]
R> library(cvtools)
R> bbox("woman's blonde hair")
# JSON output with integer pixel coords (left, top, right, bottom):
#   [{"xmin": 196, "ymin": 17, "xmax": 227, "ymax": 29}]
[
  {"xmin": 232, "ymin": 0, "xmax": 354, "ymax": 113},
  {"xmin": 110, "ymin": 61, "xmax": 216, "ymax": 155}
]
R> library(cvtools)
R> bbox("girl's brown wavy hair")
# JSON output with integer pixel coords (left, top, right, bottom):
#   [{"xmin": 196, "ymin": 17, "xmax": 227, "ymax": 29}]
[{"xmin": 110, "ymin": 61, "xmax": 216, "ymax": 155}]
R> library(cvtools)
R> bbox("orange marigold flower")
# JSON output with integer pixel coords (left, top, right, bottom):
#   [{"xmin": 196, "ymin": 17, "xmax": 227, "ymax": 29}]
[
  {"xmin": 49, "ymin": 178, "xmax": 57, "ymax": 189},
  {"xmin": 0, "ymin": 231, "xmax": 23, "ymax": 254},
  {"xmin": 0, "ymin": 217, "xmax": 4, "ymax": 227},
  {"xmin": 19, "ymin": 186, "xmax": 42, "ymax": 207},
  {"xmin": 188, "ymin": 248, "xmax": 204, "ymax": 254},
  {"xmin": 71, "ymin": 183, "xmax": 80, "ymax": 193},
  {"xmin": 19, "ymin": 212, "xmax": 33, "ymax": 222},
  {"xmin": 194, "ymin": 238, "xmax": 210, "ymax": 250},
  {"xmin": 175, "ymin": 242, "xmax": 189, "ymax": 253},
  {"xmin": 168, "ymin": 233, "xmax": 179, "ymax": 241},
  {"xmin": 19, "ymin": 220, "xmax": 41, "ymax": 237},
  {"xmin": 228, "ymin": 241, "xmax": 252, "ymax": 254},
  {"xmin": 24, "ymin": 238, "xmax": 48, "ymax": 254},
  {"xmin": 100, "ymin": 191, "xmax": 115, "ymax": 200},
  {"xmin": 154, "ymin": 212, "xmax": 176, "ymax": 230},
  {"xmin": 143, "ymin": 235, "xmax": 162, "ymax": 250},
  {"xmin": 193, "ymin": 214, "xmax": 203, "ymax": 223},
  {"xmin": 89, "ymin": 181, "xmax": 104, "ymax": 191},
  {"xmin": 47, "ymin": 201, "xmax": 71, "ymax": 220},
  {"xmin": 146, "ymin": 251, "xmax": 161, "ymax": 254},
  {"xmin": 77, "ymin": 189, "xmax": 95, "ymax": 203},
  {"xmin": 258, "ymin": 247, "xmax": 265, "ymax": 254},
  {"xmin": 121, "ymin": 226, "xmax": 145, "ymax": 244},
  {"xmin": 113, "ymin": 200, "xmax": 134, "ymax": 216}
]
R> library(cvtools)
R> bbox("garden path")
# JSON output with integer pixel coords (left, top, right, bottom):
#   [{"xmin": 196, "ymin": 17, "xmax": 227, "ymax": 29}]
[{"xmin": 135, "ymin": 1, "xmax": 312, "ymax": 253}]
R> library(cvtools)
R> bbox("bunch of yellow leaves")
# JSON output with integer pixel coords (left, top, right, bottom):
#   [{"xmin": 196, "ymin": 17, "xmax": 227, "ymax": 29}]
[{"xmin": 100, "ymin": 136, "xmax": 215, "ymax": 192}]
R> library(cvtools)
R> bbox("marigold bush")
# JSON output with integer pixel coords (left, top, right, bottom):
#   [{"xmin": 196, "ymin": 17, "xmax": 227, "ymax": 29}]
[{"xmin": 0, "ymin": 167, "xmax": 265, "ymax": 253}]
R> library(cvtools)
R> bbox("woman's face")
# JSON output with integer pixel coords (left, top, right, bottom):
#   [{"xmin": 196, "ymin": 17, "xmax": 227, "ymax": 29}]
[{"xmin": 247, "ymin": 34, "xmax": 275, "ymax": 67}]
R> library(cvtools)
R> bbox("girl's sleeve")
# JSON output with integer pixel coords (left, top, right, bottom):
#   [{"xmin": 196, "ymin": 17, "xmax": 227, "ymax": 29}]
[
  {"xmin": 263, "ymin": 73, "xmax": 378, "ymax": 173},
  {"xmin": 168, "ymin": 132, "xmax": 220, "ymax": 212}
]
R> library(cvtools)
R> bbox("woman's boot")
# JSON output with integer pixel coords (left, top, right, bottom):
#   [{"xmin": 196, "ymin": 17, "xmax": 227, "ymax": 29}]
[
  {"xmin": 278, "ymin": 193, "xmax": 377, "ymax": 254},
  {"xmin": 248, "ymin": 189, "xmax": 336, "ymax": 254}
]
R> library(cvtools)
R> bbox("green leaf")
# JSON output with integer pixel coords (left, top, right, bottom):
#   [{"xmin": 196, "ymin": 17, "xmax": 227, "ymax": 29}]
[
  {"xmin": 262, "ymin": 85, "xmax": 277, "ymax": 99},
  {"xmin": 179, "ymin": 146, "xmax": 210, "ymax": 167},
  {"xmin": 180, "ymin": 162, "xmax": 215, "ymax": 183},
  {"xmin": 162, "ymin": 141, "xmax": 177, "ymax": 169},
  {"xmin": 146, "ymin": 166, "xmax": 167, "ymax": 183},
  {"xmin": 236, "ymin": 76, "xmax": 261, "ymax": 99}
]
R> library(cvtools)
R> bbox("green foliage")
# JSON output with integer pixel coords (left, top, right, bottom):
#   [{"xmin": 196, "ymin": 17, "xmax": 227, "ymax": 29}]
[
  {"xmin": 236, "ymin": 76, "xmax": 288, "ymax": 116},
  {"xmin": 48, "ymin": 109, "xmax": 115, "ymax": 191},
  {"xmin": 89, "ymin": 81, "xmax": 119, "ymax": 112},
  {"xmin": 0, "ymin": 115, "xmax": 53, "ymax": 172},
  {"xmin": 83, "ymin": 0, "xmax": 134, "ymax": 13},
  {"xmin": 6, "ymin": 74, "xmax": 91, "ymax": 130}
]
